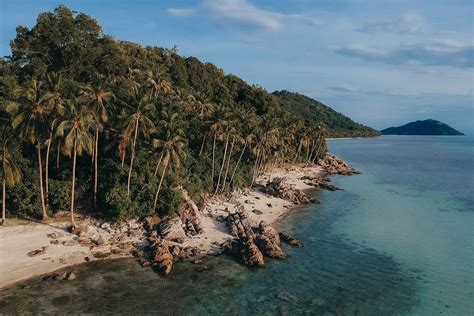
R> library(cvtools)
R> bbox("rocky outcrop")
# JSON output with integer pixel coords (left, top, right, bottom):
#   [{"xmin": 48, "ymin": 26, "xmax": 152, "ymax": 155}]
[
  {"xmin": 158, "ymin": 217, "xmax": 186, "ymax": 243},
  {"xmin": 318, "ymin": 154, "xmax": 359, "ymax": 175},
  {"xmin": 255, "ymin": 222, "xmax": 287, "ymax": 259},
  {"xmin": 225, "ymin": 208, "xmax": 286, "ymax": 267},
  {"xmin": 263, "ymin": 178, "xmax": 313, "ymax": 204},
  {"xmin": 300, "ymin": 176, "xmax": 342, "ymax": 191},
  {"xmin": 279, "ymin": 232, "xmax": 303, "ymax": 247},
  {"xmin": 151, "ymin": 239, "xmax": 174, "ymax": 275}
]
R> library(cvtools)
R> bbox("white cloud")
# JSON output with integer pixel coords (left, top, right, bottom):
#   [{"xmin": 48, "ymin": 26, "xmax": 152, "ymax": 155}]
[
  {"xmin": 358, "ymin": 12, "xmax": 425, "ymax": 34},
  {"xmin": 166, "ymin": 0, "xmax": 320, "ymax": 31}
]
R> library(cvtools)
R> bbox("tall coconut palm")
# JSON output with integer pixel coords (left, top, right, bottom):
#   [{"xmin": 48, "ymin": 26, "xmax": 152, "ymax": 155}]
[
  {"xmin": 121, "ymin": 86, "xmax": 156, "ymax": 196},
  {"xmin": 0, "ymin": 127, "xmax": 22, "ymax": 225},
  {"xmin": 8, "ymin": 79, "xmax": 50, "ymax": 220},
  {"xmin": 81, "ymin": 77, "xmax": 115, "ymax": 204},
  {"xmin": 56, "ymin": 98, "xmax": 94, "ymax": 227},
  {"xmin": 152, "ymin": 110, "xmax": 187, "ymax": 210},
  {"xmin": 45, "ymin": 72, "xmax": 65, "ymax": 201},
  {"xmin": 144, "ymin": 70, "xmax": 172, "ymax": 97}
]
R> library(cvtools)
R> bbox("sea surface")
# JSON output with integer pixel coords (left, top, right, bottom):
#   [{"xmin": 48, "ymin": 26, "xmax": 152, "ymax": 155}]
[{"xmin": 1, "ymin": 136, "xmax": 473, "ymax": 315}]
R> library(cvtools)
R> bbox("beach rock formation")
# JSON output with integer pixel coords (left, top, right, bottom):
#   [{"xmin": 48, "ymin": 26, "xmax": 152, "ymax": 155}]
[
  {"xmin": 151, "ymin": 239, "xmax": 174, "ymax": 275},
  {"xmin": 263, "ymin": 178, "xmax": 312, "ymax": 204},
  {"xmin": 178, "ymin": 186, "xmax": 205, "ymax": 236},
  {"xmin": 225, "ymin": 209, "xmax": 286, "ymax": 267},
  {"xmin": 318, "ymin": 154, "xmax": 359, "ymax": 175},
  {"xmin": 255, "ymin": 222, "xmax": 287, "ymax": 259},
  {"xmin": 158, "ymin": 217, "xmax": 186, "ymax": 243},
  {"xmin": 279, "ymin": 232, "xmax": 303, "ymax": 247}
]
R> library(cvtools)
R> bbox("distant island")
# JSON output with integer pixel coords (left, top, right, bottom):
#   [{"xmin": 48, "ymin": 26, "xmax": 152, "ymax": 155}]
[{"xmin": 381, "ymin": 119, "xmax": 464, "ymax": 136}]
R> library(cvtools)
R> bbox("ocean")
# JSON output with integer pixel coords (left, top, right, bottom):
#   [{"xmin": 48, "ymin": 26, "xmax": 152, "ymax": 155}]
[{"xmin": 1, "ymin": 136, "xmax": 473, "ymax": 315}]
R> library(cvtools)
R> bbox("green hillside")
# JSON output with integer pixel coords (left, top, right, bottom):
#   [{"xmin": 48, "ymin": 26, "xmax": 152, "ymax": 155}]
[
  {"xmin": 381, "ymin": 119, "xmax": 464, "ymax": 135},
  {"xmin": 273, "ymin": 90, "xmax": 381, "ymax": 138}
]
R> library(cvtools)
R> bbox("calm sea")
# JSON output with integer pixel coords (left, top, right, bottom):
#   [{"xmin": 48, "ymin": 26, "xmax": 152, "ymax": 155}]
[{"xmin": 1, "ymin": 136, "xmax": 473, "ymax": 315}]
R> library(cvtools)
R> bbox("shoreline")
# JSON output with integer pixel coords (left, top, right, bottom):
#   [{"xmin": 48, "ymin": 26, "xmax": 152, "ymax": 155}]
[{"xmin": 0, "ymin": 157, "xmax": 352, "ymax": 290}]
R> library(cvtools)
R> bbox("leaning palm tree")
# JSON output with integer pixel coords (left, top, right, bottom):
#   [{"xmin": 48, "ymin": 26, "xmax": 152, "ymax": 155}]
[
  {"xmin": 121, "ymin": 86, "xmax": 156, "ymax": 196},
  {"xmin": 81, "ymin": 77, "xmax": 115, "ymax": 204},
  {"xmin": 56, "ymin": 98, "xmax": 95, "ymax": 228},
  {"xmin": 8, "ymin": 79, "xmax": 50, "ymax": 220},
  {"xmin": 152, "ymin": 110, "xmax": 187, "ymax": 210},
  {"xmin": 0, "ymin": 126, "xmax": 22, "ymax": 225}
]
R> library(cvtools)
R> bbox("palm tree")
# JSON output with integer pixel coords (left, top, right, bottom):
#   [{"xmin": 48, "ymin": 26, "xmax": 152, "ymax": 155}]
[
  {"xmin": 152, "ymin": 110, "xmax": 187, "ymax": 210},
  {"xmin": 0, "ymin": 126, "xmax": 22, "ymax": 225},
  {"xmin": 144, "ymin": 70, "xmax": 172, "ymax": 97},
  {"xmin": 81, "ymin": 76, "xmax": 115, "ymax": 204},
  {"xmin": 9, "ymin": 79, "xmax": 50, "ymax": 220},
  {"xmin": 56, "ymin": 98, "xmax": 94, "ymax": 227},
  {"xmin": 121, "ymin": 86, "xmax": 156, "ymax": 196},
  {"xmin": 45, "ymin": 72, "xmax": 65, "ymax": 201}
]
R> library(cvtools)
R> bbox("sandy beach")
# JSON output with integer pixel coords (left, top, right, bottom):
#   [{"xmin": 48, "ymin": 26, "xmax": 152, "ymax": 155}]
[{"xmin": 0, "ymin": 165, "xmax": 323, "ymax": 289}]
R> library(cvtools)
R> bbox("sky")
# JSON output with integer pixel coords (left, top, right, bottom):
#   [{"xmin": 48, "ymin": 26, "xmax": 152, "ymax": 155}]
[{"xmin": 1, "ymin": 0, "xmax": 473, "ymax": 134}]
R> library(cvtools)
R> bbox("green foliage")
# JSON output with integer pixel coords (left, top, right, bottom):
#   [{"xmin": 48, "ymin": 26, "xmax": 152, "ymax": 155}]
[
  {"xmin": 1, "ymin": 5, "xmax": 378, "ymax": 222},
  {"xmin": 273, "ymin": 90, "xmax": 381, "ymax": 138},
  {"xmin": 48, "ymin": 179, "xmax": 71, "ymax": 211}
]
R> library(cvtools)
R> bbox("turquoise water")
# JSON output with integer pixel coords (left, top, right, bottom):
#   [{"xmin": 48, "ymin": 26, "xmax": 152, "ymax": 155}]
[{"xmin": 1, "ymin": 136, "xmax": 473, "ymax": 315}]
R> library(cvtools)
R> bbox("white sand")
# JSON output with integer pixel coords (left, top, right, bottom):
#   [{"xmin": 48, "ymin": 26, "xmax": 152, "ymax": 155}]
[{"xmin": 0, "ymin": 165, "xmax": 323, "ymax": 289}]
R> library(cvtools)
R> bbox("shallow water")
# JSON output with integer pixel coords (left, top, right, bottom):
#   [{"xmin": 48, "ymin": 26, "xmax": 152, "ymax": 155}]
[{"xmin": 1, "ymin": 136, "xmax": 473, "ymax": 315}]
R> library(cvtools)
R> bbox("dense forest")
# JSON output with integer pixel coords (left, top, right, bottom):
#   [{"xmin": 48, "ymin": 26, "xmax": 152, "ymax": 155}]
[
  {"xmin": 273, "ymin": 91, "xmax": 380, "ymax": 138},
  {"xmin": 381, "ymin": 119, "xmax": 464, "ymax": 135},
  {"xmin": 0, "ymin": 6, "xmax": 373, "ymax": 226}
]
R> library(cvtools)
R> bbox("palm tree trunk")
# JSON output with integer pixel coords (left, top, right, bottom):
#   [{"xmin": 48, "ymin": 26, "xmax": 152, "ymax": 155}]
[
  {"xmin": 37, "ymin": 142, "xmax": 48, "ymax": 220},
  {"xmin": 199, "ymin": 136, "xmax": 206, "ymax": 156},
  {"xmin": 293, "ymin": 142, "xmax": 302, "ymax": 163},
  {"xmin": 70, "ymin": 139, "xmax": 77, "ymax": 227},
  {"xmin": 45, "ymin": 134, "xmax": 52, "ymax": 202},
  {"xmin": 56, "ymin": 144, "xmax": 61, "ymax": 169},
  {"xmin": 251, "ymin": 149, "xmax": 260, "ymax": 187},
  {"xmin": 127, "ymin": 118, "xmax": 140, "ymax": 196},
  {"xmin": 93, "ymin": 127, "xmax": 99, "ymax": 204},
  {"xmin": 154, "ymin": 152, "xmax": 164, "ymax": 176},
  {"xmin": 1, "ymin": 177, "xmax": 5, "ymax": 225},
  {"xmin": 214, "ymin": 133, "xmax": 229, "ymax": 195},
  {"xmin": 307, "ymin": 141, "xmax": 315, "ymax": 162},
  {"xmin": 230, "ymin": 142, "xmax": 246, "ymax": 186},
  {"xmin": 121, "ymin": 149, "xmax": 126, "ymax": 167},
  {"xmin": 211, "ymin": 133, "xmax": 217, "ymax": 189},
  {"xmin": 221, "ymin": 137, "xmax": 235, "ymax": 192},
  {"xmin": 153, "ymin": 163, "xmax": 168, "ymax": 210}
]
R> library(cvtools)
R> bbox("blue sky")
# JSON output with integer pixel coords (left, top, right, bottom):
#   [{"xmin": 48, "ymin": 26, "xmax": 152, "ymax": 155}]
[{"xmin": 1, "ymin": 0, "xmax": 473, "ymax": 133}]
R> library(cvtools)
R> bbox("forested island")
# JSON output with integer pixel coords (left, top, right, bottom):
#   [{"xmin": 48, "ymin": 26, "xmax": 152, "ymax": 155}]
[
  {"xmin": 0, "ymin": 5, "xmax": 373, "ymax": 225},
  {"xmin": 381, "ymin": 119, "xmax": 464, "ymax": 136}
]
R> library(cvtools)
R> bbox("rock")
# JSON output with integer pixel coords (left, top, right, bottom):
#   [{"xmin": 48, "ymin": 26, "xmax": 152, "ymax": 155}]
[
  {"xmin": 151, "ymin": 239, "xmax": 174, "ymax": 275},
  {"xmin": 93, "ymin": 251, "xmax": 111, "ymax": 259},
  {"xmin": 65, "ymin": 272, "xmax": 76, "ymax": 280},
  {"xmin": 266, "ymin": 203, "xmax": 272, "ymax": 208},
  {"xmin": 100, "ymin": 222, "xmax": 111, "ymax": 230},
  {"xmin": 27, "ymin": 246, "xmax": 48, "ymax": 257},
  {"xmin": 50, "ymin": 240, "xmax": 60, "ymax": 245},
  {"xmin": 263, "ymin": 178, "xmax": 312, "ymax": 205},
  {"xmin": 279, "ymin": 232, "xmax": 303, "ymax": 247},
  {"xmin": 255, "ymin": 222, "xmax": 287, "ymax": 259},
  {"xmin": 170, "ymin": 245, "xmax": 181, "ymax": 257},
  {"xmin": 241, "ymin": 237, "xmax": 265, "ymax": 267},
  {"xmin": 158, "ymin": 217, "xmax": 186, "ymax": 243},
  {"xmin": 94, "ymin": 235, "xmax": 108, "ymax": 246},
  {"xmin": 62, "ymin": 240, "xmax": 77, "ymax": 246},
  {"xmin": 216, "ymin": 215, "xmax": 225, "ymax": 222},
  {"xmin": 144, "ymin": 215, "xmax": 161, "ymax": 232},
  {"xmin": 252, "ymin": 209, "xmax": 263, "ymax": 215},
  {"xmin": 47, "ymin": 231, "xmax": 65, "ymax": 239}
]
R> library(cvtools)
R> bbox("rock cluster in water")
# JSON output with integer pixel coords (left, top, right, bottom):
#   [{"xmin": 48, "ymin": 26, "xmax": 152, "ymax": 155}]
[{"xmin": 223, "ymin": 207, "xmax": 291, "ymax": 267}]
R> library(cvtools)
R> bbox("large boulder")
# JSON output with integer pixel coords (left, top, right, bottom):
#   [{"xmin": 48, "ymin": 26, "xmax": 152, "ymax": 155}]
[
  {"xmin": 151, "ymin": 239, "xmax": 174, "ymax": 275},
  {"xmin": 264, "ymin": 178, "xmax": 312, "ymax": 204},
  {"xmin": 241, "ymin": 237, "xmax": 265, "ymax": 267},
  {"xmin": 158, "ymin": 217, "xmax": 186, "ymax": 243},
  {"xmin": 255, "ymin": 222, "xmax": 287, "ymax": 259}
]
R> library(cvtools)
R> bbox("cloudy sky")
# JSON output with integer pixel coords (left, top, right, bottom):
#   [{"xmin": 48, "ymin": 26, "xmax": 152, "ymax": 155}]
[{"xmin": 1, "ymin": 0, "xmax": 473, "ymax": 133}]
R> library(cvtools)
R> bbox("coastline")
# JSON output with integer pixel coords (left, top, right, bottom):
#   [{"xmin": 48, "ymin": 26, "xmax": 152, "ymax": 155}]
[{"xmin": 0, "ymin": 159, "xmax": 350, "ymax": 290}]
